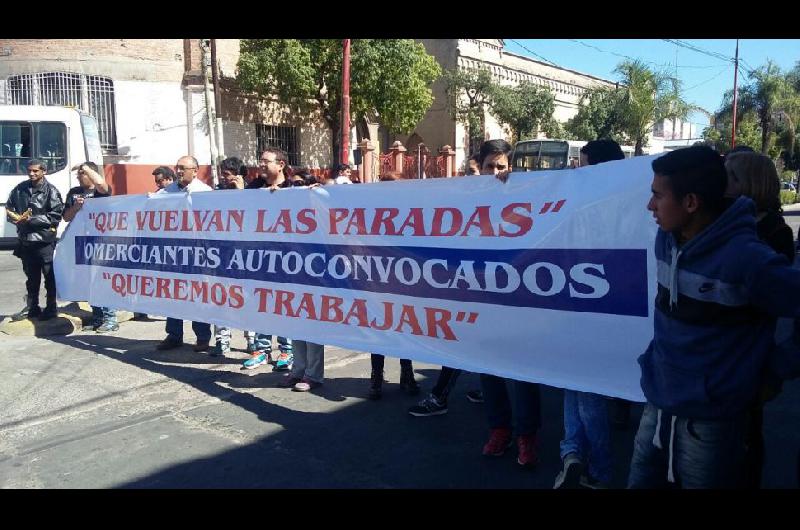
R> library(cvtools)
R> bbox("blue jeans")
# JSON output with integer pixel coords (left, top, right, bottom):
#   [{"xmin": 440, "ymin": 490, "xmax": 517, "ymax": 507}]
[
  {"xmin": 290, "ymin": 340, "xmax": 324, "ymax": 383},
  {"xmin": 165, "ymin": 317, "xmax": 211, "ymax": 342},
  {"xmin": 91, "ymin": 306, "xmax": 116, "ymax": 327},
  {"xmin": 560, "ymin": 390, "xmax": 612, "ymax": 483},
  {"xmin": 253, "ymin": 334, "xmax": 292, "ymax": 354},
  {"xmin": 628, "ymin": 403, "xmax": 748, "ymax": 489},
  {"xmin": 480, "ymin": 374, "xmax": 541, "ymax": 436}
]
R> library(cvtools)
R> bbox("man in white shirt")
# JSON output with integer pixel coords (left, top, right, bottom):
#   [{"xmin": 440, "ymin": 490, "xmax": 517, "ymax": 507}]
[
  {"xmin": 161, "ymin": 155, "xmax": 213, "ymax": 193},
  {"xmin": 156, "ymin": 155, "xmax": 213, "ymax": 352}
]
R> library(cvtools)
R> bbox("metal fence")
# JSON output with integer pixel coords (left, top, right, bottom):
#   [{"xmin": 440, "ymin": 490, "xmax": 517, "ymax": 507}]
[
  {"xmin": 5, "ymin": 72, "xmax": 118, "ymax": 153},
  {"xmin": 256, "ymin": 124, "xmax": 299, "ymax": 166}
]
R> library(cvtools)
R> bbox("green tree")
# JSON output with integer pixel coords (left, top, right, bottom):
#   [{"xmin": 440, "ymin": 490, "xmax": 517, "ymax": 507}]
[
  {"xmin": 738, "ymin": 61, "xmax": 793, "ymax": 154},
  {"xmin": 613, "ymin": 60, "xmax": 690, "ymax": 155},
  {"xmin": 236, "ymin": 39, "xmax": 441, "ymax": 164},
  {"xmin": 565, "ymin": 86, "xmax": 627, "ymax": 143},
  {"xmin": 488, "ymin": 81, "xmax": 556, "ymax": 143},
  {"xmin": 707, "ymin": 62, "xmax": 800, "ymax": 160},
  {"xmin": 443, "ymin": 67, "xmax": 496, "ymax": 155}
]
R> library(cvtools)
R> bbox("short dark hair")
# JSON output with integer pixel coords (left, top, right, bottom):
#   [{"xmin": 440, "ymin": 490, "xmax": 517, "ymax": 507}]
[
  {"xmin": 335, "ymin": 163, "xmax": 351, "ymax": 173},
  {"xmin": 73, "ymin": 161, "xmax": 99, "ymax": 173},
  {"xmin": 651, "ymin": 145, "xmax": 728, "ymax": 214},
  {"xmin": 261, "ymin": 147, "xmax": 287, "ymax": 166},
  {"xmin": 580, "ymin": 140, "xmax": 625, "ymax": 165},
  {"xmin": 27, "ymin": 159, "xmax": 46, "ymax": 171},
  {"xmin": 152, "ymin": 166, "xmax": 176, "ymax": 179},
  {"xmin": 478, "ymin": 139, "xmax": 512, "ymax": 167},
  {"xmin": 220, "ymin": 157, "xmax": 246, "ymax": 176}
]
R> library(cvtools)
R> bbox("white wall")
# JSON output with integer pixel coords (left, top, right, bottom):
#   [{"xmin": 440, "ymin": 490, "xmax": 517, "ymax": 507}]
[{"xmin": 111, "ymin": 80, "xmax": 193, "ymax": 165}]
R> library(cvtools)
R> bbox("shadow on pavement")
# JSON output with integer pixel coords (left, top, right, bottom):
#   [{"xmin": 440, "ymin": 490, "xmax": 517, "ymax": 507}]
[{"xmin": 48, "ymin": 332, "xmax": 642, "ymax": 489}]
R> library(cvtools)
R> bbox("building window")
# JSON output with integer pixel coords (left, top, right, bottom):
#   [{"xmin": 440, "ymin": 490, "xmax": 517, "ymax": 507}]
[
  {"xmin": 652, "ymin": 121, "xmax": 665, "ymax": 138},
  {"xmin": 6, "ymin": 72, "xmax": 118, "ymax": 154},
  {"xmin": 256, "ymin": 124, "xmax": 299, "ymax": 166}
]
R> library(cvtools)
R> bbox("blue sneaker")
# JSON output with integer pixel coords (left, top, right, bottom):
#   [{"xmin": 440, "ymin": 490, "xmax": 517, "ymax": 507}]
[
  {"xmin": 274, "ymin": 352, "xmax": 293, "ymax": 371},
  {"xmin": 242, "ymin": 352, "xmax": 268, "ymax": 370}
]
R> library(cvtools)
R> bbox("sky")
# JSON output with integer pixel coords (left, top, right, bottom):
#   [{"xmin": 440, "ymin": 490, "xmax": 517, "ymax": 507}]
[{"xmin": 503, "ymin": 39, "xmax": 800, "ymax": 133}]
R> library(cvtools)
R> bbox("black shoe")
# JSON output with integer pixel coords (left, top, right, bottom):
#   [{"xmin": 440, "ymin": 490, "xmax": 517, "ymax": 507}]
[
  {"xmin": 11, "ymin": 305, "xmax": 41, "ymax": 321},
  {"xmin": 11, "ymin": 296, "xmax": 40, "ymax": 321},
  {"xmin": 38, "ymin": 305, "xmax": 58, "ymax": 321},
  {"xmin": 399, "ymin": 366, "xmax": 420, "ymax": 395},
  {"xmin": 156, "ymin": 336, "xmax": 183, "ymax": 350},
  {"xmin": 131, "ymin": 312, "xmax": 149, "ymax": 321},
  {"xmin": 81, "ymin": 324, "xmax": 98, "ymax": 332},
  {"xmin": 408, "ymin": 395, "xmax": 448, "ymax": 417},
  {"xmin": 368, "ymin": 370, "xmax": 383, "ymax": 400}
]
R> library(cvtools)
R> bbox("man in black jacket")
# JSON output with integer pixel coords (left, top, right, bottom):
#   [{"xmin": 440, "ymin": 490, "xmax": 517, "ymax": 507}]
[{"xmin": 6, "ymin": 159, "xmax": 64, "ymax": 321}]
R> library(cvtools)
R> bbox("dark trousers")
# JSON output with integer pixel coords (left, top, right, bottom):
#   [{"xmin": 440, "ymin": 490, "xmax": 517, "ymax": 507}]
[
  {"xmin": 743, "ymin": 405, "xmax": 765, "ymax": 489},
  {"xmin": 18, "ymin": 242, "xmax": 56, "ymax": 301},
  {"xmin": 370, "ymin": 354, "xmax": 412, "ymax": 372},
  {"xmin": 431, "ymin": 366, "xmax": 462, "ymax": 402},
  {"xmin": 481, "ymin": 374, "xmax": 542, "ymax": 436}
]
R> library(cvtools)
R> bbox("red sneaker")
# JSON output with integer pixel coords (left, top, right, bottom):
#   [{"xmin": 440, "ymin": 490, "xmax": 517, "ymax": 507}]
[
  {"xmin": 482, "ymin": 428, "xmax": 513, "ymax": 456},
  {"xmin": 516, "ymin": 433, "xmax": 539, "ymax": 467}
]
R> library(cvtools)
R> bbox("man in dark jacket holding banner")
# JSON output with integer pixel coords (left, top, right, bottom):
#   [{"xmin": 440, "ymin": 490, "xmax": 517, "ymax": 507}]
[
  {"xmin": 6, "ymin": 159, "xmax": 64, "ymax": 321},
  {"xmin": 628, "ymin": 146, "xmax": 800, "ymax": 488}
]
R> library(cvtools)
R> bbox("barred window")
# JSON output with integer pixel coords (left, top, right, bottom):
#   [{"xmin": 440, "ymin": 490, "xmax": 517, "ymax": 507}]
[
  {"xmin": 6, "ymin": 72, "xmax": 118, "ymax": 154},
  {"xmin": 256, "ymin": 124, "xmax": 299, "ymax": 166}
]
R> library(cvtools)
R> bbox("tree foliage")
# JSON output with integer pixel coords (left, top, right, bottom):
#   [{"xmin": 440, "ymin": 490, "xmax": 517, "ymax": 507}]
[
  {"xmin": 565, "ymin": 87, "xmax": 627, "ymax": 143},
  {"xmin": 236, "ymin": 39, "xmax": 440, "ymax": 164},
  {"xmin": 489, "ymin": 81, "xmax": 556, "ymax": 143},
  {"xmin": 613, "ymin": 60, "xmax": 690, "ymax": 155},
  {"xmin": 443, "ymin": 67, "xmax": 496, "ymax": 154},
  {"xmin": 705, "ymin": 61, "xmax": 800, "ymax": 164}
]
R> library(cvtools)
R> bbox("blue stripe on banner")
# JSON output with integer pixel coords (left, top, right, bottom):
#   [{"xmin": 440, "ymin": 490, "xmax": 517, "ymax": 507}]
[{"xmin": 75, "ymin": 236, "xmax": 648, "ymax": 317}]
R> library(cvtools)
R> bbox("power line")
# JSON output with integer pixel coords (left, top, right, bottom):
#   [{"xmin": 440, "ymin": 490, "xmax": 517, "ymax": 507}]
[
  {"xmin": 662, "ymin": 39, "xmax": 734, "ymax": 64},
  {"xmin": 568, "ymin": 39, "xmax": 721, "ymax": 70},
  {"xmin": 506, "ymin": 39, "xmax": 558, "ymax": 67},
  {"xmin": 683, "ymin": 67, "xmax": 730, "ymax": 91}
]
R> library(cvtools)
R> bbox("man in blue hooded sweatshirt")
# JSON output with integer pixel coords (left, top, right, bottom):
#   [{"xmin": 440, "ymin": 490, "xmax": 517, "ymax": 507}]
[{"xmin": 628, "ymin": 145, "xmax": 800, "ymax": 489}]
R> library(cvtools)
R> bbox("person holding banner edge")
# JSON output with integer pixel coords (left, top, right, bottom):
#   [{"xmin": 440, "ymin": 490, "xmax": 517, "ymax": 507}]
[
  {"xmin": 155, "ymin": 155, "xmax": 214, "ymax": 352},
  {"xmin": 627, "ymin": 145, "xmax": 800, "ymax": 488},
  {"xmin": 62, "ymin": 162, "xmax": 118, "ymax": 333}
]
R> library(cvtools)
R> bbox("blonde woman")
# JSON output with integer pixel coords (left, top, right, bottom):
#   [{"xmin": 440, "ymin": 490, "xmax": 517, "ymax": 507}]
[{"xmin": 725, "ymin": 150, "xmax": 795, "ymax": 489}]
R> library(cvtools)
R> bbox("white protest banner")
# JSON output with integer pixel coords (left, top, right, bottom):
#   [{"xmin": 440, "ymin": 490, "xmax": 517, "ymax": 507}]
[{"xmin": 54, "ymin": 155, "xmax": 659, "ymax": 401}]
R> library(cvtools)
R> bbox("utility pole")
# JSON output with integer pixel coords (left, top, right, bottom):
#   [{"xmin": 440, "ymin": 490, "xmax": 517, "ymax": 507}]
[
  {"xmin": 340, "ymin": 39, "xmax": 351, "ymax": 166},
  {"xmin": 731, "ymin": 39, "xmax": 740, "ymax": 148},
  {"xmin": 200, "ymin": 40, "xmax": 219, "ymax": 187},
  {"xmin": 210, "ymin": 39, "xmax": 225, "ymax": 162}
]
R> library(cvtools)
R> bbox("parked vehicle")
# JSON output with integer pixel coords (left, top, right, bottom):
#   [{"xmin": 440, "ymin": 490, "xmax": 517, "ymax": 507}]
[
  {"xmin": 511, "ymin": 139, "xmax": 634, "ymax": 172},
  {"xmin": 1, "ymin": 105, "xmax": 103, "ymax": 244}
]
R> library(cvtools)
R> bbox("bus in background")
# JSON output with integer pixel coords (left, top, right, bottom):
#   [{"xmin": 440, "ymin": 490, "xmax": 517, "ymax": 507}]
[
  {"xmin": 511, "ymin": 139, "xmax": 634, "ymax": 172},
  {"xmin": 0, "ymin": 105, "xmax": 103, "ymax": 244}
]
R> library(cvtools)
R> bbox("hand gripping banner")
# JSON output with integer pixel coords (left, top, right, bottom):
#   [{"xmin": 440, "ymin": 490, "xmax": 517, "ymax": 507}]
[{"xmin": 54, "ymin": 156, "xmax": 659, "ymax": 401}]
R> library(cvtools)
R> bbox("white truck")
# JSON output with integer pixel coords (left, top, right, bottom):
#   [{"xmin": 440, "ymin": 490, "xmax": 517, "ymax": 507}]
[{"xmin": 1, "ymin": 105, "xmax": 104, "ymax": 245}]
